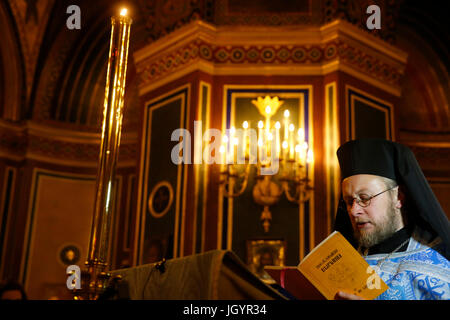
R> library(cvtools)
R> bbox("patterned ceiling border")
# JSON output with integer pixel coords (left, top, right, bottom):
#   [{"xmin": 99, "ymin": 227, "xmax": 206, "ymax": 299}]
[
  {"xmin": 0, "ymin": 120, "xmax": 137, "ymax": 168},
  {"xmin": 134, "ymin": 20, "xmax": 408, "ymax": 96}
]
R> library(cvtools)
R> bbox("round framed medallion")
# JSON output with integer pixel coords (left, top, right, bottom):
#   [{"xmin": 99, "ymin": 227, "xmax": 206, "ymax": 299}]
[
  {"xmin": 58, "ymin": 244, "xmax": 81, "ymax": 266},
  {"xmin": 148, "ymin": 181, "xmax": 174, "ymax": 218}
]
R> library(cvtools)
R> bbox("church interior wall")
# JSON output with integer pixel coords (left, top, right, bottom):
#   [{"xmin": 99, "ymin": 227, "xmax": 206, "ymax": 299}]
[{"xmin": 0, "ymin": 0, "xmax": 448, "ymax": 299}]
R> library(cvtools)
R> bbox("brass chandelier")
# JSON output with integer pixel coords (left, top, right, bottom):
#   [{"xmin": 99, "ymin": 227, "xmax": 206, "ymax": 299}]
[{"xmin": 220, "ymin": 96, "xmax": 314, "ymax": 232}]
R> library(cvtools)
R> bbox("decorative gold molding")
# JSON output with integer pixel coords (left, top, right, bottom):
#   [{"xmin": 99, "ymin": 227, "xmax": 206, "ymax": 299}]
[
  {"xmin": 134, "ymin": 20, "xmax": 408, "ymax": 97},
  {"xmin": 324, "ymin": 82, "xmax": 340, "ymax": 234},
  {"xmin": 320, "ymin": 20, "xmax": 407, "ymax": 64},
  {"xmin": 0, "ymin": 120, "xmax": 137, "ymax": 167}
]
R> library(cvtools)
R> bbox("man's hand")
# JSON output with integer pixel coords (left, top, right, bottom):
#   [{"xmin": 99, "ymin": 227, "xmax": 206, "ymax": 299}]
[{"xmin": 335, "ymin": 291, "xmax": 365, "ymax": 300}]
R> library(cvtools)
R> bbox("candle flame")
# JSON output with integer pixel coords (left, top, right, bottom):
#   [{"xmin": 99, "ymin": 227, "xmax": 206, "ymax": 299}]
[
  {"xmin": 307, "ymin": 149, "xmax": 314, "ymax": 163},
  {"xmin": 258, "ymin": 139, "xmax": 263, "ymax": 147},
  {"xmin": 302, "ymin": 141, "xmax": 308, "ymax": 150},
  {"xmin": 120, "ymin": 8, "xmax": 128, "ymax": 16}
]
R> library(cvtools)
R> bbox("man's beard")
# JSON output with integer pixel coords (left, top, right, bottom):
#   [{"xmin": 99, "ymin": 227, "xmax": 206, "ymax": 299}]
[{"xmin": 353, "ymin": 201, "xmax": 401, "ymax": 249}]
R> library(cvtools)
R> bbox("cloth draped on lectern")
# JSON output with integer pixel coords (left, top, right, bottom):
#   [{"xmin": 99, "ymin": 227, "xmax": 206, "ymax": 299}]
[{"xmin": 111, "ymin": 250, "xmax": 287, "ymax": 300}]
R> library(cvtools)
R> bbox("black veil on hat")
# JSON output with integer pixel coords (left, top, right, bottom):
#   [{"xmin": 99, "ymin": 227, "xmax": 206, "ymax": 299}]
[{"xmin": 334, "ymin": 139, "xmax": 450, "ymax": 258}]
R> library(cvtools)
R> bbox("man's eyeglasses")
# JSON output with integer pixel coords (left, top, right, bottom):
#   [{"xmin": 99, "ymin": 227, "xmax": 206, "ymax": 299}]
[{"xmin": 342, "ymin": 185, "xmax": 398, "ymax": 208}]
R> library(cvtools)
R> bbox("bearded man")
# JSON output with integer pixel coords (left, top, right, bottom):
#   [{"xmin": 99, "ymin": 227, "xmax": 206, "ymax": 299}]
[{"xmin": 333, "ymin": 139, "xmax": 450, "ymax": 300}]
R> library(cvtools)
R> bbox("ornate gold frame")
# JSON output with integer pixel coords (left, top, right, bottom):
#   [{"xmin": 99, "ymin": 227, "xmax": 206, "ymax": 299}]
[{"xmin": 246, "ymin": 239, "xmax": 286, "ymax": 279}]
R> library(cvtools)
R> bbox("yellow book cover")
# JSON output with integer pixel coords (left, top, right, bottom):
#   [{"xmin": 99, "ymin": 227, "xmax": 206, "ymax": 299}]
[{"xmin": 297, "ymin": 231, "xmax": 388, "ymax": 300}]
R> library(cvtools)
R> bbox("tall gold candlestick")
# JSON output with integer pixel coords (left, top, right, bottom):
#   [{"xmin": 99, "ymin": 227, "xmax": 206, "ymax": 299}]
[{"xmin": 83, "ymin": 8, "xmax": 132, "ymax": 300}]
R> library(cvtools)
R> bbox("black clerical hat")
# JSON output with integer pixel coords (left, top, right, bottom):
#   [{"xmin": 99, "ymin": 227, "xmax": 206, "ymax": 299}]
[
  {"xmin": 334, "ymin": 139, "xmax": 450, "ymax": 258},
  {"xmin": 337, "ymin": 139, "xmax": 397, "ymax": 181}
]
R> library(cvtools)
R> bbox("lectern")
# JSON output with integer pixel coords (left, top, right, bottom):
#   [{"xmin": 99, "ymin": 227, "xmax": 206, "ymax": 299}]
[{"xmin": 109, "ymin": 250, "xmax": 288, "ymax": 300}]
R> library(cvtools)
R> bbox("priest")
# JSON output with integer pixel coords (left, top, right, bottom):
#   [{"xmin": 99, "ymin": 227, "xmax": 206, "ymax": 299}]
[{"xmin": 334, "ymin": 139, "xmax": 449, "ymax": 300}]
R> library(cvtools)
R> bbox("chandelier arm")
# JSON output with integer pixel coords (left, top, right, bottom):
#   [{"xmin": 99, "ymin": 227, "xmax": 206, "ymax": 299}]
[
  {"xmin": 281, "ymin": 180, "xmax": 300, "ymax": 203},
  {"xmin": 300, "ymin": 186, "xmax": 314, "ymax": 202},
  {"xmin": 220, "ymin": 176, "xmax": 234, "ymax": 198},
  {"xmin": 222, "ymin": 187, "xmax": 233, "ymax": 198},
  {"xmin": 234, "ymin": 164, "xmax": 251, "ymax": 196},
  {"xmin": 221, "ymin": 168, "xmax": 250, "ymax": 198}
]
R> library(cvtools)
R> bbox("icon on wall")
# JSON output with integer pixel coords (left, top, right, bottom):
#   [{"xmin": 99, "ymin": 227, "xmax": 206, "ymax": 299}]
[{"xmin": 246, "ymin": 239, "xmax": 286, "ymax": 282}]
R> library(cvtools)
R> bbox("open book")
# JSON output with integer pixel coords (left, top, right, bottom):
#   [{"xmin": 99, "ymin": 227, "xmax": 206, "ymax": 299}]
[{"xmin": 264, "ymin": 231, "xmax": 389, "ymax": 300}]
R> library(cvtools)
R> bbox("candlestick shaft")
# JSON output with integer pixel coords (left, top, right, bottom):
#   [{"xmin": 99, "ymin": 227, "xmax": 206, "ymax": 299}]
[{"xmin": 87, "ymin": 14, "xmax": 132, "ymax": 276}]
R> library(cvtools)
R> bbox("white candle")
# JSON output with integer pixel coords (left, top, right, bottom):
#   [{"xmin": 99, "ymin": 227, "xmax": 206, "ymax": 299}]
[
  {"xmin": 295, "ymin": 144, "xmax": 301, "ymax": 177},
  {"xmin": 222, "ymin": 134, "xmax": 228, "ymax": 165},
  {"xmin": 307, "ymin": 148, "xmax": 314, "ymax": 164},
  {"xmin": 289, "ymin": 123, "xmax": 295, "ymax": 160},
  {"xmin": 284, "ymin": 110, "xmax": 289, "ymax": 141},
  {"xmin": 282, "ymin": 140, "xmax": 288, "ymax": 164},
  {"xmin": 243, "ymin": 121, "xmax": 248, "ymax": 161},
  {"xmin": 275, "ymin": 121, "xmax": 281, "ymax": 160},
  {"xmin": 295, "ymin": 144, "xmax": 301, "ymax": 163},
  {"xmin": 300, "ymin": 141, "xmax": 308, "ymax": 165},
  {"xmin": 219, "ymin": 145, "xmax": 226, "ymax": 165},
  {"xmin": 298, "ymin": 128, "xmax": 305, "ymax": 145},
  {"xmin": 258, "ymin": 121, "xmax": 264, "ymax": 163},
  {"xmin": 230, "ymin": 126, "xmax": 236, "ymax": 163}
]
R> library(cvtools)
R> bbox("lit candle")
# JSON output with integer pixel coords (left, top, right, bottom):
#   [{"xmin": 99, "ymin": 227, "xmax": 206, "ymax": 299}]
[
  {"xmin": 230, "ymin": 126, "xmax": 236, "ymax": 164},
  {"xmin": 87, "ymin": 7, "xmax": 132, "ymax": 284},
  {"xmin": 307, "ymin": 148, "xmax": 314, "ymax": 164},
  {"xmin": 258, "ymin": 121, "xmax": 264, "ymax": 163},
  {"xmin": 284, "ymin": 110, "xmax": 290, "ymax": 161},
  {"xmin": 266, "ymin": 132, "xmax": 276, "ymax": 155},
  {"xmin": 265, "ymin": 106, "xmax": 271, "ymax": 160},
  {"xmin": 275, "ymin": 121, "xmax": 281, "ymax": 160},
  {"xmin": 295, "ymin": 144, "xmax": 301, "ymax": 177},
  {"xmin": 300, "ymin": 141, "xmax": 308, "ymax": 165},
  {"xmin": 243, "ymin": 121, "xmax": 249, "ymax": 161},
  {"xmin": 289, "ymin": 123, "xmax": 295, "ymax": 160},
  {"xmin": 219, "ymin": 145, "xmax": 226, "ymax": 165},
  {"xmin": 298, "ymin": 128, "xmax": 305, "ymax": 145},
  {"xmin": 222, "ymin": 134, "xmax": 228, "ymax": 165},
  {"xmin": 295, "ymin": 144, "xmax": 301, "ymax": 163},
  {"xmin": 284, "ymin": 110, "xmax": 289, "ymax": 141},
  {"xmin": 282, "ymin": 140, "xmax": 289, "ymax": 162}
]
